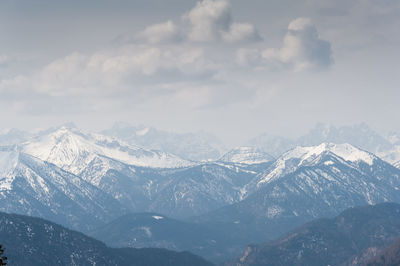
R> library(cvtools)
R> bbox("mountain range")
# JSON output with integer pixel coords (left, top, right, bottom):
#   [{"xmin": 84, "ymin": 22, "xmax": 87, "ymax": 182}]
[
  {"xmin": 1, "ymin": 123, "xmax": 400, "ymax": 264},
  {"xmin": 102, "ymin": 122, "xmax": 227, "ymax": 161},
  {"xmin": 248, "ymin": 123, "xmax": 400, "ymax": 167},
  {"xmin": 194, "ymin": 143, "xmax": 400, "ymax": 243}
]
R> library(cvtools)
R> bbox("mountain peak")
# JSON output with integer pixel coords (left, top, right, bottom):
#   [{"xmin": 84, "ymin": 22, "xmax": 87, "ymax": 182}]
[
  {"xmin": 284, "ymin": 142, "xmax": 375, "ymax": 165},
  {"xmin": 219, "ymin": 146, "xmax": 274, "ymax": 164},
  {"xmin": 258, "ymin": 142, "xmax": 376, "ymax": 185}
]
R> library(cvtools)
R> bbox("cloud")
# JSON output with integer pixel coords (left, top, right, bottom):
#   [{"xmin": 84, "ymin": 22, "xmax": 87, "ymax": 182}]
[
  {"xmin": 136, "ymin": 20, "xmax": 182, "ymax": 44},
  {"xmin": 222, "ymin": 23, "xmax": 262, "ymax": 43},
  {"xmin": 236, "ymin": 48, "xmax": 263, "ymax": 67},
  {"xmin": 0, "ymin": 55, "xmax": 8, "ymax": 66},
  {"xmin": 134, "ymin": 0, "xmax": 261, "ymax": 44},
  {"xmin": 185, "ymin": 0, "xmax": 231, "ymax": 42},
  {"xmin": 0, "ymin": 45, "xmax": 219, "ymax": 100},
  {"xmin": 262, "ymin": 17, "xmax": 333, "ymax": 71}
]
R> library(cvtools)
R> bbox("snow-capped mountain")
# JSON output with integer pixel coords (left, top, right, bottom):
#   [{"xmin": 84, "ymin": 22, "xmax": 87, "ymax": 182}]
[
  {"xmin": 255, "ymin": 143, "xmax": 376, "ymax": 186},
  {"xmin": 197, "ymin": 143, "xmax": 400, "ymax": 242},
  {"xmin": 219, "ymin": 146, "xmax": 274, "ymax": 165},
  {"xmin": 147, "ymin": 162, "xmax": 261, "ymax": 217},
  {"xmin": 21, "ymin": 125, "xmax": 192, "ymax": 175},
  {"xmin": 70, "ymin": 154, "xmax": 262, "ymax": 218},
  {"xmin": 0, "ymin": 146, "xmax": 126, "ymax": 232},
  {"xmin": 102, "ymin": 122, "xmax": 227, "ymax": 161}
]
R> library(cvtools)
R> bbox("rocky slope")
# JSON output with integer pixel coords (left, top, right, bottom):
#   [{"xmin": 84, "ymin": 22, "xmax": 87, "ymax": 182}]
[{"xmin": 230, "ymin": 203, "xmax": 400, "ymax": 266}]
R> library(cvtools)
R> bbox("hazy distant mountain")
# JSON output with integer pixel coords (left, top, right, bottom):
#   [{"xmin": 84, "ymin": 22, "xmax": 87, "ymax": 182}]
[
  {"xmin": 0, "ymin": 128, "xmax": 31, "ymax": 146},
  {"xmin": 230, "ymin": 203, "xmax": 400, "ymax": 266},
  {"xmin": 247, "ymin": 134, "xmax": 295, "ymax": 158},
  {"xmin": 378, "ymin": 146, "xmax": 400, "ymax": 168},
  {"xmin": 21, "ymin": 125, "xmax": 192, "ymax": 174},
  {"xmin": 0, "ymin": 212, "xmax": 213, "ymax": 266},
  {"xmin": 219, "ymin": 146, "xmax": 274, "ymax": 165},
  {"xmin": 297, "ymin": 123, "xmax": 393, "ymax": 152},
  {"xmin": 0, "ymin": 146, "xmax": 126, "ymax": 232},
  {"xmin": 102, "ymin": 122, "xmax": 227, "ymax": 161},
  {"xmin": 196, "ymin": 143, "xmax": 400, "ymax": 242},
  {"xmin": 388, "ymin": 132, "xmax": 400, "ymax": 145}
]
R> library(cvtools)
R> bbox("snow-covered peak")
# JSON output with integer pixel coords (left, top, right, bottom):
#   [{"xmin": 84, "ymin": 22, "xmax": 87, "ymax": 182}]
[
  {"xmin": 283, "ymin": 143, "xmax": 375, "ymax": 166},
  {"xmin": 258, "ymin": 143, "xmax": 376, "ymax": 185},
  {"xmin": 219, "ymin": 146, "xmax": 274, "ymax": 164},
  {"xmin": 21, "ymin": 126, "xmax": 192, "ymax": 174}
]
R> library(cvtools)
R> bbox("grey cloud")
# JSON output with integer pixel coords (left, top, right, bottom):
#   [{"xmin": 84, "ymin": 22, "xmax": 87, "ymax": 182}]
[{"xmin": 262, "ymin": 18, "xmax": 333, "ymax": 71}]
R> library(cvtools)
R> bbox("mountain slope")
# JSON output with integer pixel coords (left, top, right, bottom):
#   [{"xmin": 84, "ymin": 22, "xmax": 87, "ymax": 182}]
[
  {"xmin": 147, "ymin": 162, "xmax": 262, "ymax": 217},
  {"xmin": 0, "ymin": 146, "xmax": 126, "ymax": 232},
  {"xmin": 196, "ymin": 143, "xmax": 400, "ymax": 242},
  {"xmin": 0, "ymin": 211, "xmax": 213, "ymax": 266},
  {"xmin": 366, "ymin": 237, "xmax": 400, "ymax": 266},
  {"xmin": 230, "ymin": 203, "xmax": 400, "ymax": 266},
  {"xmin": 90, "ymin": 212, "xmax": 240, "ymax": 263}
]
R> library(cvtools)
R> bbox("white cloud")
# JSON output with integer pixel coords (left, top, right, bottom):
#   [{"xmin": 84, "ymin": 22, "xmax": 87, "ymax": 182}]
[
  {"xmin": 185, "ymin": 0, "xmax": 231, "ymax": 42},
  {"xmin": 134, "ymin": 0, "xmax": 261, "ymax": 44},
  {"xmin": 185, "ymin": 0, "xmax": 261, "ymax": 43},
  {"xmin": 0, "ymin": 46, "xmax": 219, "ymax": 99},
  {"xmin": 136, "ymin": 20, "xmax": 182, "ymax": 44},
  {"xmin": 262, "ymin": 17, "xmax": 333, "ymax": 71}
]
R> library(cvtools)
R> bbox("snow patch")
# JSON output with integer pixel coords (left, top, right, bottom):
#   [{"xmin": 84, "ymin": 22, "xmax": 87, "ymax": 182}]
[
  {"xmin": 140, "ymin": 226, "xmax": 152, "ymax": 238},
  {"xmin": 136, "ymin": 128, "xmax": 150, "ymax": 136},
  {"xmin": 267, "ymin": 205, "xmax": 283, "ymax": 218},
  {"xmin": 152, "ymin": 215, "xmax": 164, "ymax": 220}
]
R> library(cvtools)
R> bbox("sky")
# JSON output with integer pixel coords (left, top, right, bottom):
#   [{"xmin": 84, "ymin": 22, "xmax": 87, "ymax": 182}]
[{"xmin": 0, "ymin": 0, "xmax": 399, "ymax": 145}]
